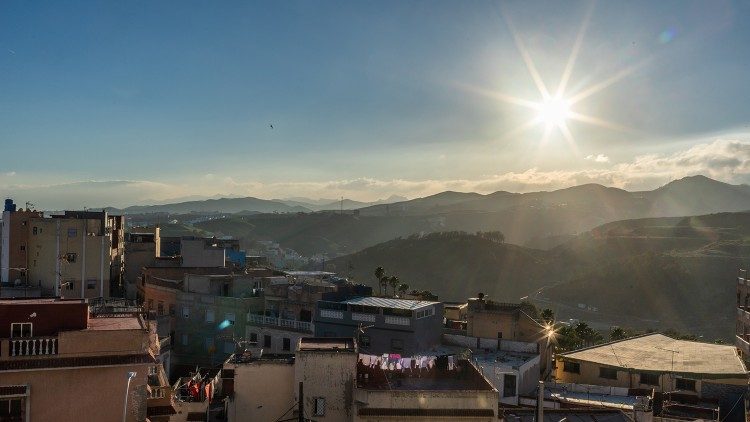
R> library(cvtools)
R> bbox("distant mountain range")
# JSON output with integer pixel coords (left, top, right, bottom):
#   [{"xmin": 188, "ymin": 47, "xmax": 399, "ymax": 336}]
[{"xmin": 327, "ymin": 211, "xmax": 750, "ymax": 339}]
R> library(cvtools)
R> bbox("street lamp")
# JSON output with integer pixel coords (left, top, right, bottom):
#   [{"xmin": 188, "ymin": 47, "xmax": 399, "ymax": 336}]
[{"xmin": 123, "ymin": 371, "xmax": 137, "ymax": 422}]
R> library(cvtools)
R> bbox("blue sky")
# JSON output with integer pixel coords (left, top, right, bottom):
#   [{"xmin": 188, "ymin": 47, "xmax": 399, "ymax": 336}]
[{"xmin": 2, "ymin": 0, "xmax": 750, "ymax": 207}]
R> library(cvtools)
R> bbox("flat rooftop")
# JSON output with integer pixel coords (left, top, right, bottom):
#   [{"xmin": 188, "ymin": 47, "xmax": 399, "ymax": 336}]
[
  {"xmin": 88, "ymin": 315, "xmax": 146, "ymax": 331},
  {"xmin": 501, "ymin": 409, "xmax": 631, "ymax": 422},
  {"xmin": 299, "ymin": 337, "xmax": 356, "ymax": 352},
  {"xmin": 341, "ymin": 296, "xmax": 438, "ymax": 310},
  {"xmin": 560, "ymin": 333, "xmax": 748, "ymax": 377},
  {"xmin": 357, "ymin": 359, "xmax": 494, "ymax": 391},
  {"xmin": 0, "ymin": 298, "xmax": 86, "ymax": 305}
]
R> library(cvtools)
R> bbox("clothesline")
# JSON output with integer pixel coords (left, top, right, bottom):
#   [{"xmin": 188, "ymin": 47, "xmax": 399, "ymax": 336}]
[{"xmin": 358, "ymin": 353, "xmax": 457, "ymax": 372}]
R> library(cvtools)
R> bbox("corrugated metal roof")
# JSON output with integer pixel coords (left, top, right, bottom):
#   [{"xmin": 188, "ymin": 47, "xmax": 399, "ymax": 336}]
[{"xmin": 342, "ymin": 296, "xmax": 438, "ymax": 310}]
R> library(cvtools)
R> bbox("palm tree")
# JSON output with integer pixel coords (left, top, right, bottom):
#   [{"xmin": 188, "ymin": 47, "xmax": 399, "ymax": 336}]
[
  {"xmin": 541, "ymin": 308, "xmax": 554, "ymax": 324},
  {"xmin": 374, "ymin": 267, "xmax": 385, "ymax": 295},
  {"xmin": 380, "ymin": 276, "xmax": 389, "ymax": 297},
  {"xmin": 389, "ymin": 276, "xmax": 399, "ymax": 297},
  {"xmin": 398, "ymin": 283, "xmax": 409, "ymax": 297},
  {"xmin": 610, "ymin": 327, "xmax": 626, "ymax": 341}
]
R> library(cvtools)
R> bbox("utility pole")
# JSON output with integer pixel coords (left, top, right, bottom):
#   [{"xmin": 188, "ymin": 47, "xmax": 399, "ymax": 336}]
[{"xmin": 298, "ymin": 382, "xmax": 304, "ymax": 422}]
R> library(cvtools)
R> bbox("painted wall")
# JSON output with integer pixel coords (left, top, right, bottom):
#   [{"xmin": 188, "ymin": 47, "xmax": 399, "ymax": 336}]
[
  {"xmin": 295, "ymin": 350, "xmax": 358, "ymax": 422},
  {"xmin": 226, "ymin": 360, "xmax": 295, "ymax": 422},
  {"xmin": 353, "ymin": 389, "xmax": 499, "ymax": 422}
]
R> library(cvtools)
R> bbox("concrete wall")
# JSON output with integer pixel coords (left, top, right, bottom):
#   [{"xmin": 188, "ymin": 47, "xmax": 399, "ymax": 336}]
[
  {"xmin": 555, "ymin": 357, "xmax": 748, "ymax": 396},
  {"xmin": 353, "ymin": 389, "xmax": 499, "ymax": 422},
  {"xmin": 246, "ymin": 325, "xmax": 312, "ymax": 355},
  {"xmin": 226, "ymin": 360, "xmax": 295, "ymax": 422},
  {"xmin": 443, "ymin": 333, "xmax": 539, "ymax": 353},
  {"xmin": 180, "ymin": 239, "xmax": 225, "ymax": 267},
  {"xmin": 0, "ymin": 364, "xmax": 151, "ymax": 422},
  {"xmin": 295, "ymin": 350, "xmax": 358, "ymax": 422}
]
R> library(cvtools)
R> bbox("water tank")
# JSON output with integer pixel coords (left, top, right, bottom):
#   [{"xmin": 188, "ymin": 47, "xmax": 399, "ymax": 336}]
[{"xmin": 3, "ymin": 199, "xmax": 16, "ymax": 213}]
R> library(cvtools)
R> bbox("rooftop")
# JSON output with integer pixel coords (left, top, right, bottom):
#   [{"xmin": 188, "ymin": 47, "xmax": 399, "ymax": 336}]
[
  {"xmin": 357, "ymin": 359, "xmax": 495, "ymax": 391},
  {"xmin": 88, "ymin": 315, "xmax": 146, "ymax": 331},
  {"xmin": 341, "ymin": 296, "xmax": 439, "ymax": 310},
  {"xmin": 0, "ymin": 298, "xmax": 86, "ymax": 305},
  {"xmin": 500, "ymin": 409, "xmax": 631, "ymax": 422},
  {"xmin": 298, "ymin": 337, "xmax": 356, "ymax": 352},
  {"xmin": 560, "ymin": 333, "xmax": 748, "ymax": 377}
]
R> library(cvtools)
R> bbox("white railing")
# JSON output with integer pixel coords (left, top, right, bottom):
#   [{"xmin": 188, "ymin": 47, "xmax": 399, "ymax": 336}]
[
  {"xmin": 736, "ymin": 335, "xmax": 750, "ymax": 356},
  {"xmin": 247, "ymin": 314, "xmax": 313, "ymax": 332},
  {"xmin": 384, "ymin": 316, "xmax": 410, "ymax": 326},
  {"xmin": 352, "ymin": 312, "xmax": 376, "ymax": 323},
  {"xmin": 320, "ymin": 309, "xmax": 344, "ymax": 320},
  {"xmin": 10, "ymin": 337, "xmax": 58, "ymax": 357}
]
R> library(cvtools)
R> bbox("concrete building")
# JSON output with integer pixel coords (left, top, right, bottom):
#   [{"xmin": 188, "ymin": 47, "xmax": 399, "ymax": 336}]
[
  {"xmin": 0, "ymin": 298, "xmax": 164, "ymax": 422},
  {"xmin": 736, "ymin": 268, "xmax": 750, "ymax": 357},
  {"xmin": 461, "ymin": 297, "xmax": 554, "ymax": 377},
  {"xmin": 555, "ymin": 334, "xmax": 748, "ymax": 409},
  {"xmin": 124, "ymin": 227, "xmax": 161, "ymax": 300},
  {"xmin": 2, "ymin": 204, "xmax": 126, "ymax": 299},
  {"xmin": 315, "ymin": 297, "xmax": 443, "ymax": 356}
]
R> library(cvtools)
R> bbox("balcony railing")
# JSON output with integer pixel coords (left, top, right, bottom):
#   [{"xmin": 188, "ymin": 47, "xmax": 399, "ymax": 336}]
[
  {"xmin": 10, "ymin": 337, "xmax": 58, "ymax": 357},
  {"xmin": 736, "ymin": 335, "xmax": 750, "ymax": 356},
  {"xmin": 384, "ymin": 315, "xmax": 410, "ymax": 326},
  {"xmin": 352, "ymin": 312, "xmax": 376, "ymax": 323},
  {"xmin": 319, "ymin": 309, "xmax": 344, "ymax": 320},
  {"xmin": 248, "ymin": 314, "xmax": 313, "ymax": 332}
]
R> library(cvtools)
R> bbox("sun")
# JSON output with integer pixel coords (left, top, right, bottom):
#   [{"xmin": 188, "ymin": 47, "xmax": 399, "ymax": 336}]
[{"xmin": 536, "ymin": 96, "xmax": 571, "ymax": 126}]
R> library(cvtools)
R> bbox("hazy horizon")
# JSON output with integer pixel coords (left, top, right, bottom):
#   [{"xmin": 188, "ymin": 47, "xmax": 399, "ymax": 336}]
[{"xmin": 3, "ymin": 1, "xmax": 750, "ymax": 208}]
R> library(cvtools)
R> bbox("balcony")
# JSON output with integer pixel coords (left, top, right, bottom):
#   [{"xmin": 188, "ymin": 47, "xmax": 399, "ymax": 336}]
[
  {"xmin": 384, "ymin": 315, "xmax": 410, "ymax": 326},
  {"xmin": 737, "ymin": 307, "xmax": 750, "ymax": 323},
  {"xmin": 319, "ymin": 309, "xmax": 344, "ymax": 320},
  {"xmin": 247, "ymin": 314, "xmax": 313, "ymax": 333},
  {"xmin": 9, "ymin": 337, "xmax": 58, "ymax": 357},
  {"xmin": 736, "ymin": 335, "xmax": 750, "ymax": 356},
  {"xmin": 352, "ymin": 312, "xmax": 376, "ymax": 323}
]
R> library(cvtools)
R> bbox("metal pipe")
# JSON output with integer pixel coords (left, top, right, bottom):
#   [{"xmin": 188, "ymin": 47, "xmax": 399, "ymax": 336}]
[{"xmin": 123, "ymin": 371, "xmax": 136, "ymax": 422}]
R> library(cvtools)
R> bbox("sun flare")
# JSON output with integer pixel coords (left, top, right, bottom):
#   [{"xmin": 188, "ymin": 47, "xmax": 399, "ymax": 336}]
[{"xmin": 536, "ymin": 97, "xmax": 571, "ymax": 126}]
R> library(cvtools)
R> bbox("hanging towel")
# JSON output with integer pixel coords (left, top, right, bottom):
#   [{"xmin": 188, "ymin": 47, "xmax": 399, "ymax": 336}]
[
  {"xmin": 400, "ymin": 357, "xmax": 411, "ymax": 370},
  {"xmin": 448, "ymin": 355, "xmax": 455, "ymax": 370}
]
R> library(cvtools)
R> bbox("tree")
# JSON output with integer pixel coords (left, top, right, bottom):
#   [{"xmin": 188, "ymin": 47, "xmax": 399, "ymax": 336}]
[
  {"xmin": 389, "ymin": 276, "xmax": 399, "ymax": 297},
  {"xmin": 610, "ymin": 327, "xmax": 626, "ymax": 341},
  {"xmin": 398, "ymin": 283, "xmax": 409, "ymax": 297},
  {"xmin": 541, "ymin": 308, "xmax": 554, "ymax": 324},
  {"xmin": 374, "ymin": 266, "xmax": 385, "ymax": 295}
]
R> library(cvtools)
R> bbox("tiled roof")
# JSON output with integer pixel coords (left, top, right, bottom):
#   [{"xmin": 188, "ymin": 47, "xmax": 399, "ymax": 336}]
[
  {"xmin": 358, "ymin": 408, "xmax": 494, "ymax": 417},
  {"xmin": 342, "ymin": 296, "xmax": 438, "ymax": 310},
  {"xmin": 0, "ymin": 353, "xmax": 155, "ymax": 371}
]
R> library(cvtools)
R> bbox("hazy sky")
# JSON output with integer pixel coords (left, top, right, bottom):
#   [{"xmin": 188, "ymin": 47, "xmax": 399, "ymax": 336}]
[{"xmin": 2, "ymin": 0, "xmax": 750, "ymax": 208}]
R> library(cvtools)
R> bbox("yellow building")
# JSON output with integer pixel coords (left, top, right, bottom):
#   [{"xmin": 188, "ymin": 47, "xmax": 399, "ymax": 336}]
[
  {"xmin": 25, "ymin": 211, "xmax": 125, "ymax": 299},
  {"xmin": 555, "ymin": 333, "xmax": 748, "ymax": 397}
]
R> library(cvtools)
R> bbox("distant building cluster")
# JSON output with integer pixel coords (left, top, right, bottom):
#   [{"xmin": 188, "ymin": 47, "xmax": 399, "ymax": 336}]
[{"xmin": 0, "ymin": 197, "xmax": 748, "ymax": 421}]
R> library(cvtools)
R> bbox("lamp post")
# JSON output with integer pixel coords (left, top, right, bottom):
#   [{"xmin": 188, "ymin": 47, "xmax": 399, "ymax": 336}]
[{"xmin": 123, "ymin": 371, "xmax": 137, "ymax": 422}]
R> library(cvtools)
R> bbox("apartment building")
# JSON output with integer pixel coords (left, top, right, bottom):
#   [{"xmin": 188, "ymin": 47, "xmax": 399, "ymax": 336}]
[
  {"xmin": 224, "ymin": 337, "xmax": 500, "ymax": 422},
  {"xmin": 555, "ymin": 333, "xmax": 747, "ymax": 411},
  {"xmin": 124, "ymin": 227, "xmax": 161, "ymax": 300},
  {"xmin": 315, "ymin": 297, "xmax": 443, "ymax": 356},
  {"xmin": 0, "ymin": 298, "xmax": 161, "ymax": 422},
  {"xmin": 736, "ymin": 268, "xmax": 750, "ymax": 357},
  {"xmin": 1, "ymin": 200, "xmax": 125, "ymax": 299}
]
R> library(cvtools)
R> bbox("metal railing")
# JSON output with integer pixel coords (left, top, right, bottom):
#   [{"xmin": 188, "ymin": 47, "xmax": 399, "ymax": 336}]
[
  {"xmin": 384, "ymin": 315, "xmax": 410, "ymax": 326},
  {"xmin": 352, "ymin": 312, "xmax": 376, "ymax": 323},
  {"xmin": 247, "ymin": 314, "xmax": 313, "ymax": 332},
  {"xmin": 319, "ymin": 309, "xmax": 344, "ymax": 320},
  {"xmin": 10, "ymin": 337, "xmax": 58, "ymax": 357}
]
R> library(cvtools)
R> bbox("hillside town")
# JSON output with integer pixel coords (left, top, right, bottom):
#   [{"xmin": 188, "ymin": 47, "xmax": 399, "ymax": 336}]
[{"xmin": 1, "ymin": 198, "xmax": 748, "ymax": 422}]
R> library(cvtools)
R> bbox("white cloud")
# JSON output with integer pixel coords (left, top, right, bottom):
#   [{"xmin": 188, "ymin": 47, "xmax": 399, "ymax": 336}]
[
  {"xmin": 585, "ymin": 154, "xmax": 610, "ymax": 163},
  {"xmin": 4, "ymin": 138, "xmax": 750, "ymax": 208}
]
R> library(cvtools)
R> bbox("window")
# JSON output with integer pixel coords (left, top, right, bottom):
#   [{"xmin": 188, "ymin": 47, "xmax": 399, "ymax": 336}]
[
  {"xmin": 640, "ymin": 372, "xmax": 659, "ymax": 386},
  {"xmin": 283, "ymin": 337, "xmax": 291, "ymax": 351},
  {"xmin": 32, "ymin": 226, "xmax": 38, "ymax": 235},
  {"xmin": 314, "ymin": 397, "xmax": 326, "ymax": 416},
  {"xmin": 391, "ymin": 339, "xmax": 404, "ymax": 352},
  {"xmin": 181, "ymin": 334, "xmax": 188, "ymax": 346},
  {"xmin": 11, "ymin": 322, "xmax": 32, "ymax": 338},
  {"xmin": 19, "ymin": 245, "xmax": 25, "ymax": 251},
  {"xmin": 599, "ymin": 367, "xmax": 618, "ymax": 380},
  {"xmin": 182, "ymin": 306, "xmax": 190, "ymax": 319},
  {"xmin": 86, "ymin": 279, "xmax": 96, "ymax": 289},
  {"xmin": 264, "ymin": 335, "xmax": 272, "ymax": 348},
  {"xmin": 67, "ymin": 228, "xmax": 77, "ymax": 237},
  {"xmin": 249, "ymin": 332, "xmax": 258, "ymax": 343},
  {"xmin": 676, "ymin": 378, "xmax": 696, "ymax": 391},
  {"xmin": 415, "ymin": 307, "xmax": 435, "ymax": 319},
  {"xmin": 65, "ymin": 280, "xmax": 75, "ymax": 291},
  {"xmin": 359, "ymin": 335, "xmax": 371, "ymax": 348},
  {"xmin": 224, "ymin": 313, "xmax": 236, "ymax": 324},
  {"xmin": 503, "ymin": 374, "xmax": 517, "ymax": 397},
  {"xmin": 169, "ymin": 304, "xmax": 176, "ymax": 316},
  {"xmin": 563, "ymin": 361, "xmax": 580, "ymax": 374},
  {"xmin": 0, "ymin": 398, "xmax": 24, "ymax": 418},
  {"xmin": 157, "ymin": 301, "xmax": 164, "ymax": 316},
  {"xmin": 65, "ymin": 253, "xmax": 76, "ymax": 263},
  {"xmin": 205, "ymin": 310, "xmax": 215, "ymax": 323}
]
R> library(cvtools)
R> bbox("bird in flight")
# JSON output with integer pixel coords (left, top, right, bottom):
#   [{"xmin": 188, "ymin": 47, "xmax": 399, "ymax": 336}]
[{"xmin": 269, "ymin": 124, "xmax": 274, "ymax": 129}]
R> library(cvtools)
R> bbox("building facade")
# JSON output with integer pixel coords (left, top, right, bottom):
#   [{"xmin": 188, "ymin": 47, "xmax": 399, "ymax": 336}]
[
  {"xmin": 124, "ymin": 227, "xmax": 161, "ymax": 300},
  {"xmin": 315, "ymin": 297, "xmax": 443, "ymax": 356}
]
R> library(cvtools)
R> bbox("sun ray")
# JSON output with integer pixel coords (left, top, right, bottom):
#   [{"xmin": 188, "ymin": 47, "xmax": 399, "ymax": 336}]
[
  {"xmin": 501, "ymin": 9, "xmax": 551, "ymax": 100},
  {"xmin": 500, "ymin": 117, "xmax": 542, "ymax": 141},
  {"xmin": 558, "ymin": 122, "xmax": 579, "ymax": 155},
  {"xmin": 556, "ymin": 1, "xmax": 595, "ymax": 97},
  {"xmin": 455, "ymin": 83, "xmax": 542, "ymax": 110},
  {"xmin": 567, "ymin": 111, "xmax": 635, "ymax": 133},
  {"xmin": 568, "ymin": 60, "xmax": 649, "ymax": 105}
]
